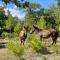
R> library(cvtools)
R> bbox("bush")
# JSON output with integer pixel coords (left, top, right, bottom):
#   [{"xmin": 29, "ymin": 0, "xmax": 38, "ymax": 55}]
[
  {"xmin": 13, "ymin": 32, "xmax": 18, "ymax": 37},
  {"xmin": 1, "ymin": 32, "xmax": 13, "ymax": 38},
  {"xmin": 39, "ymin": 56, "xmax": 46, "ymax": 60},
  {"xmin": 55, "ymin": 25, "xmax": 60, "ymax": 36},
  {"xmin": 1, "ymin": 32, "xmax": 9, "ymax": 38},
  {"xmin": 14, "ymin": 22, "xmax": 22, "ymax": 33},
  {"xmin": 28, "ymin": 34, "xmax": 43, "ymax": 52},
  {"xmin": 50, "ymin": 44, "xmax": 60, "ymax": 54},
  {"xmin": 7, "ymin": 40, "xmax": 24, "ymax": 58},
  {"xmin": 36, "ymin": 16, "xmax": 46, "ymax": 29},
  {"xmin": 55, "ymin": 25, "xmax": 60, "ymax": 31}
]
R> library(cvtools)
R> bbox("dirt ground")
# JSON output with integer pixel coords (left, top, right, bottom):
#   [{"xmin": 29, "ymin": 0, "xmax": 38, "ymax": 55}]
[
  {"xmin": 0, "ymin": 48, "xmax": 18, "ymax": 60},
  {"xmin": 0, "ymin": 37, "xmax": 60, "ymax": 60}
]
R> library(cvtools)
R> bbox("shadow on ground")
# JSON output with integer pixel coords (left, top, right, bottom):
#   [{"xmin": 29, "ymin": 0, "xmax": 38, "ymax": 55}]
[
  {"xmin": 38, "ymin": 47, "xmax": 53, "ymax": 55},
  {"xmin": 0, "ymin": 44, "xmax": 6, "ymax": 49}
]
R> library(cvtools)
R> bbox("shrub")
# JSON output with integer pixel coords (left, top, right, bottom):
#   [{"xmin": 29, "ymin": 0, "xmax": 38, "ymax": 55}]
[
  {"xmin": 7, "ymin": 40, "xmax": 24, "ymax": 58},
  {"xmin": 55, "ymin": 24, "xmax": 60, "ymax": 31},
  {"xmin": 55, "ymin": 25, "xmax": 60, "ymax": 36},
  {"xmin": 39, "ymin": 56, "xmax": 46, "ymax": 60},
  {"xmin": 36, "ymin": 16, "xmax": 46, "ymax": 29},
  {"xmin": 1, "ymin": 32, "xmax": 13, "ymax": 38},
  {"xmin": 14, "ymin": 22, "xmax": 22, "ymax": 33},
  {"xmin": 1, "ymin": 32, "xmax": 9, "ymax": 38},
  {"xmin": 13, "ymin": 32, "xmax": 18, "ymax": 37},
  {"xmin": 28, "ymin": 33, "xmax": 43, "ymax": 52},
  {"xmin": 50, "ymin": 44, "xmax": 60, "ymax": 54}
]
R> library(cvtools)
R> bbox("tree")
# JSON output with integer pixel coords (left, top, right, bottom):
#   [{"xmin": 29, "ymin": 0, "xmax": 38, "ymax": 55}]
[
  {"xmin": 14, "ymin": 22, "xmax": 22, "ymax": 33},
  {"xmin": 0, "ymin": 7, "xmax": 7, "ymax": 35},
  {"xmin": 24, "ymin": 11, "xmax": 36, "ymax": 28},
  {"xmin": 2, "ymin": 0, "xmax": 41, "ymax": 29},
  {"xmin": 2, "ymin": 0, "xmax": 40, "ymax": 9},
  {"xmin": 43, "ymin": 5, "xmax": 60, "ymax": 29},
  {"xmin": 4, "ymin": 10, "xmax": 20, "ymax": 32},
  {"xmin": 24, "ymin": 2, "xmax": 41, "ymax": 27},
  {"xmin": 5, "ymin": 15, "xmax": 13, "ymax": 30},
  {"xmin": 36, "ymin": 16, "xmax": 46, "ymax": 29},
  {"xmin": 57, "ymin": 0, "xmax": 60, "ymax": 8},
  {"xmin": 0, "ymin": 8, "xmax": 7, "ymax": 28}
]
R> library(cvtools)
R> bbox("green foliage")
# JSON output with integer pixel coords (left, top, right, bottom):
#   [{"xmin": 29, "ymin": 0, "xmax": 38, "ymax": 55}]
[
  {"xmin": 0, "ymin": 8, "xmax": 7, "ymax": 29},
  {"xmin": 24, "ymin": 12, "xmax": 36, "ymax": 27},
  {"xmin": 36, "ymin": 16, "xmax": 46, "ymax": 29},
  {"xmin": 0, "ymin": 27, "xmax": 3, "ymax": 35},
  {"xmin": 5, "ymin": 15, "xmax": 13, "ymax": 30},
  {"xmin": 56, "ymin": 24, "xmax": 60, "ymax": 31},
  {"xmin": 0, "ymin": 8, "xmax": 6, "ymax": 21},
  {"xmin": 1, "ymin": 32, "xmax": 9, "ymax": 38},
  {"xmin": 13, "ymin": 32, "xmax": 18, "ymax": 37},
  {"xmin": 50, "ymin": 44, "xmax": 60, "ymax": 54},
  {"xmin": 39, "ymin": 56, "xmax": 46, "ymax": 60},
  {"xmin": 3, "ymin": 0, "xmax": 41, "ymax": 9},
  {"xmin": 29, "ymin": 3, "xmax": 40, "ymax": 9},
  {"xmin": 45, "ymin": 5, "xmax": 60, "ymax": 28},
  {"xmin": 5, "ymin": 15, "xmax": 18, "ymax": 30},
  {"xmin": 14, "ymin": 22, "xmax": 22, "ymax": 33},
  {"xmin": 1, "ymin": 32, "xmax": 12, "ymax": 38},
  {"xmin": 53, "ymin": 8, "xmax": 60, "ymax": 24},
  {"xmin": 28, "ymin": 34, "xmax": 43, "ymax": 52},
  {"xmin": 7, "ymin": 40, "xmax": 24, "ymax": 57}
]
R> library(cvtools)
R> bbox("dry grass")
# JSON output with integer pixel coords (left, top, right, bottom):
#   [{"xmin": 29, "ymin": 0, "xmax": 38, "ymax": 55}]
[
  {"xmin": 0, "ymin": 47, "xmax": 60, "ymax": 60},
  {"xmin": 0, "ymin": 37, "xmax": 60, "ymax": 60},
  {"xmin": 0, "ymin": 48, "xmax": 18, "ymax": 60}
]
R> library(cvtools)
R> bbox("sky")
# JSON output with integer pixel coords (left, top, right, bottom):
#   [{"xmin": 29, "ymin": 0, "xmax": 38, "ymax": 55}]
[
  {"xmin": 28, "ymin": 0, "xmax": 56, "ymax": 8},
  {"xmin": 0, "ymin": 0, "xmax": 56, "ymax": 21}
]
